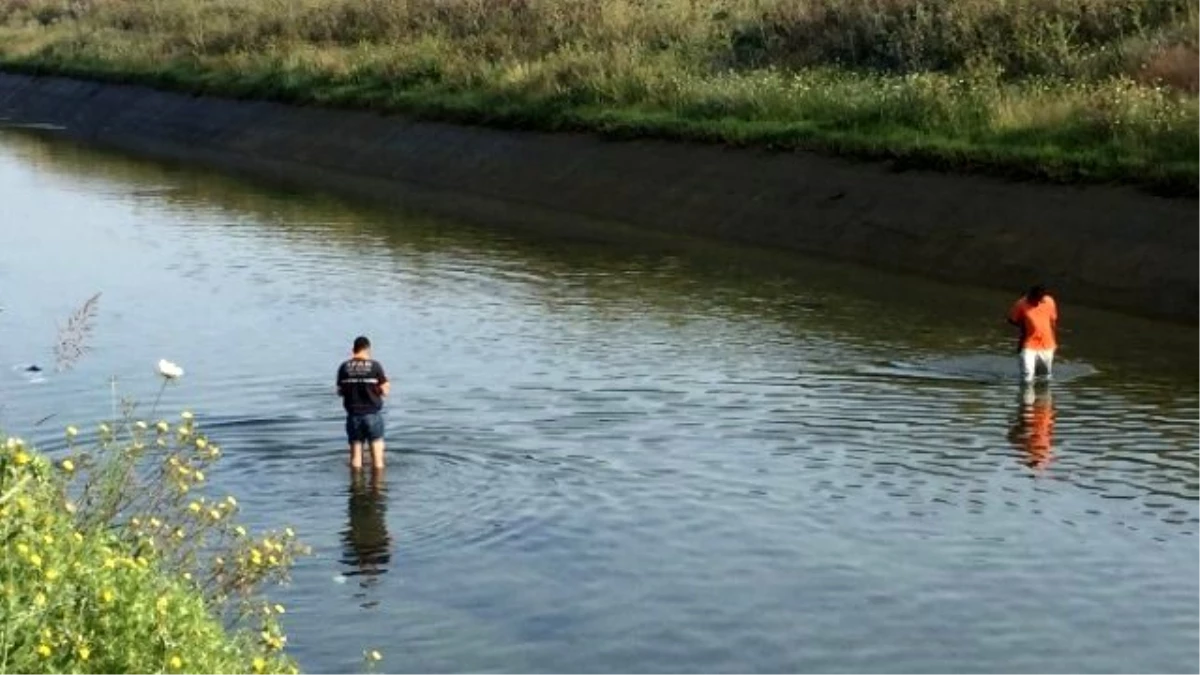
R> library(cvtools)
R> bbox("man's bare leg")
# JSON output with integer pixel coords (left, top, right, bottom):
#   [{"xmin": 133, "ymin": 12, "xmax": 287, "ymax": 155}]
[
  {"xmin": 369, "ymin": 438, "xmax": 385, "ymax": 471},
  {"xmin": 349, "ymin": 441, "xmax": 364, "ymax": 470}
]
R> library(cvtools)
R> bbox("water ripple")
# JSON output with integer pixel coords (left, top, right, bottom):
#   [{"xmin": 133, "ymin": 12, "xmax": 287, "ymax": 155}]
[{"xmin": 0, "ymin": 133, "xmax": 1196, "ymax": 674}]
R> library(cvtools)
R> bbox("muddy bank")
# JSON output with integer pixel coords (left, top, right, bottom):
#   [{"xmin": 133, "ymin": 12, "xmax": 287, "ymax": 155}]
[{"xmin": 1, "ymin": 72, "xmax": 1194, "ymax": 321}]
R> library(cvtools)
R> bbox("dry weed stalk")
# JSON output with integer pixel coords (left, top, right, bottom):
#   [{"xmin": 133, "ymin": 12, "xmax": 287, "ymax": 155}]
[{"xmin": 54, "ymin": 291, "xmax": 101, "ymax": 372}]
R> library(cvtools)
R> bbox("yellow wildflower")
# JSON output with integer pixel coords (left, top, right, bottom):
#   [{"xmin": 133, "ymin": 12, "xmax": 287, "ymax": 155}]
[
  {"xmin": 36, "ymin": 644, "xmax": 51, "ymax": 658},
  {"xmin": 61, "ymin": 458, "xmax": 75, "ymax": 472},
  {"xmin": 368, "ymin": 650, "xmax": 382, "ymax": 661},
  {"xmin": 149, "ymin": 517, "xmax": 161, "ymax": 528},
  {"xmin": 100, "ymin": 588, "xmax": 114, "ymax": 603},
  {"xmin": 44, "ymin": 569, "xmax": 59, "ymax": 581},
  {"xmin": 225, "ymin": 496, "xmax": 238, "ymax": 507},
  {"xmin": 252, "ymin": 657, "xmax": 266, "ymax": 673},
  {"xmin": 66, "ymin": 425, "xmax": 78, "ymax": 437},
  {"xmin": 137, "ymin": 557, "xmax": 149, "ymax": 568},
  {"xmin": 42, "ymin": 534, "xmax": 54, "ymax": 545},
  {"xmin": 183, "ymin": 572, "xmax": 192, "ymax": 581},
  {"xmin": 13, "ymin": 450, "xmax": 30, "ymax": 466},
  {"xmin": 73, "ymin": 532, "xmax": 84, "ymax": 543},
  {"xmin": 181, "ymin": 411, "xmax": 194, "ymax": 421},
  {"xmin": 156, "ymin": 421, "xmax": 169, "ymax": 433},
  {"xmin": 29, "ymin": 553, "xmax": 42, "ymax": 568},
  {"xmin": 174, "ymin": 528, "xmax": 185, "ymax": 540},
  {"xmin": 103, "ymin": 558, "xmax": 117, "ymax": 570},
  {"xmin": 78, "ymin": 645, "xmax": 91, "ymax": 661},
  {"xmin": 177, "ymin": 482, "xmax": 190, "ymax": 493},
  {"xmin": 169, "ymin": 655, "xmax": 183, "ymax": 669},
  {"xmin": 195, "ymin": 438, "xmax": 207, "ymax": 450},
  {"xmin": 235, "ymin": 526, "xmax": 247, "ymax": 537},
  {"xmin": 268, "ymin": 555, "xmax": 279, "ymax": 566},
  {"xmin": 250, "ymin": 549, "xmax": 263, "ymax": 565},
  {"xmin": 194, "ymin": 470, "xmax": 205, "ymax": 482},
  {"xmin": 135, "ymin": 420, "xmax": 148, "ymax": 430},
  {"xmin": 274, "ymin": 604, "xmax": 285, "ymax": 615},
  {"xmin": 16, "ymin": 543, "xmax": 29, "ymax": 556},
  {"xmin": 209, "ymin": 509, "xmax": 222, "ymax": 521},
  {"xmin": 284, "ymin": 527, "xmax": 295, "ymax": 538},
  {"xmin": 33, "ymin": 592, "xmax": 46, "ymax": 607},
  {"xmin": 188, "ymin": 501, "xmax": 202, "ymax": 513}
]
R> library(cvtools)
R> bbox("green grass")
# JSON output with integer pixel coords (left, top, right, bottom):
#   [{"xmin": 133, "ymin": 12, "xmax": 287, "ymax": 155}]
[{"xmin": 0, "ymin": 0, "xmax": 1196, "ymax": 193}]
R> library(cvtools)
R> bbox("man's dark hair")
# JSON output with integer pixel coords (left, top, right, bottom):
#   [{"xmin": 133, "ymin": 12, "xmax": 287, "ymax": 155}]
[
  {"xmin": 1025, "ymin": 284, "xmax": 1048, "ymax": 303},
  {"xmin": 353, "ymin": 336, "xmax": 371, "ymax": 353}
]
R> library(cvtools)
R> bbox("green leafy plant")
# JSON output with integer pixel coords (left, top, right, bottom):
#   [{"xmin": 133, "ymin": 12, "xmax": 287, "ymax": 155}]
[{"xmin": 1, "ymin": 400, "xmax": 307, "ymax": 674}]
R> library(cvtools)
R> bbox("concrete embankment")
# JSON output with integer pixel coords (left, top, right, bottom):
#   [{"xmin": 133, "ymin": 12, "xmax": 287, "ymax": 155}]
[{"xmin": 1, "ymin": 72, "xmax": 1195, "ymax": 321}]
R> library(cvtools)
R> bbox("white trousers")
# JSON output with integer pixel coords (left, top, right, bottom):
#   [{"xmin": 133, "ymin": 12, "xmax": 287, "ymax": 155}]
[{"xmin": 1020, "ymin": 348, "xmax": 1055, "ymax": 382}]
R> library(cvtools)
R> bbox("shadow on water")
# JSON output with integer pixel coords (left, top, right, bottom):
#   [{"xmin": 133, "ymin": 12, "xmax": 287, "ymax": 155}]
[
  {"xmin": 1, "ymin": 131, "xmax": 1195, "ymax": 391},
  {"xmin": 339, "ymin": 471, "xmax": 392, "ymax": 606}
]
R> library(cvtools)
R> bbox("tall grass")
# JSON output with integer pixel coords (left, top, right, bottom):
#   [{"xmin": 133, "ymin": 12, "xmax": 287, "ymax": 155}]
[{"xmin": 0, "ymin": 0, "xmax": 1196, "ymax": 191}]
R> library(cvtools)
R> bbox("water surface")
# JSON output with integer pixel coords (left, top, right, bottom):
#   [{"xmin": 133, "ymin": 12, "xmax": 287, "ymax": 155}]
[{"xmin": 1, "ymin": 133, "xmax": 1196, "ymax": 673}]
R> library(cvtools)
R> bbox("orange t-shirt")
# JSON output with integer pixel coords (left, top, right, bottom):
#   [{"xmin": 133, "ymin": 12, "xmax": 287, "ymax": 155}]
[{"xmin": 1009, "ymin": 296, "xmax": 1058, "ymax": 350}]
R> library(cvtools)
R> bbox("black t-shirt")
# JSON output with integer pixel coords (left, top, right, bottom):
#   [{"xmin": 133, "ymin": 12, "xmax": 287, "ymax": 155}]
[{"xmin": 337, "ymin": 358, "xmax": 388, "ymax": 414}]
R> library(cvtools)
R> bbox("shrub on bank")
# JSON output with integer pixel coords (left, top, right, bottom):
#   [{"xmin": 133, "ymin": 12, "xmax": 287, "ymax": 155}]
[
  {"xmin": 2, "ymin": 0, "xmax": 1194, "ymax": 85},
  {"xmin": 0, "ymin": 0, "xmax": 1195, "ymax": 191},
  {"xmin": 0, "ymin": 413, "xmax": 304, "ymax": 674}
]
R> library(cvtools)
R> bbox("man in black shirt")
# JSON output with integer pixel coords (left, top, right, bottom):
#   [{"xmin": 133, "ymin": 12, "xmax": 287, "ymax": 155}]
[{"xmin": 337, "ymin": 336, "xmax": 390, "ymax": 471}]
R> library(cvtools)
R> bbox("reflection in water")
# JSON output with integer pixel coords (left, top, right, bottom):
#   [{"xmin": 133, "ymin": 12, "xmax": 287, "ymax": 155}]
[
  {"xmin": 340, "ymin": 471, "xmax": 392, "ymax": 602},
  {"xmin": 1008, "ymin": 384, "xmax": 1055, "ymax": 471}
]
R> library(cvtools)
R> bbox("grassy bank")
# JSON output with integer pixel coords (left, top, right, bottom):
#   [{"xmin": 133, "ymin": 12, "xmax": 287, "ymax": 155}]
[
  {"xmin": 1, "ymin": 416, "xmax": 303, "ymax": 674},
  {"xmin": 1, "ymin": 0, "xmax": 1197, "ymax": 193}
]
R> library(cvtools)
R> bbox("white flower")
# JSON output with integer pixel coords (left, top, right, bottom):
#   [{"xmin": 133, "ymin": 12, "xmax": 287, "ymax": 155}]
[{"xmin": 157, "ymin": 359, "xmax": 184, "ymax": 379}]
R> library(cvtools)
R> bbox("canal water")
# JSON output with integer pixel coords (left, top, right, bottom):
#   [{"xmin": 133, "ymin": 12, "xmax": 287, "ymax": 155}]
[{"xmin": 0, "ymin": 132, "xmax": 1196, "ymax": 673}]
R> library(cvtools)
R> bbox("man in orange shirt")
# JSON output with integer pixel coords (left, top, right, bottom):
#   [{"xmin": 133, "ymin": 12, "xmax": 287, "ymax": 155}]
[{"xmin": 1007, "ymin": 284, "xmax": 1058, "ymax": 383}]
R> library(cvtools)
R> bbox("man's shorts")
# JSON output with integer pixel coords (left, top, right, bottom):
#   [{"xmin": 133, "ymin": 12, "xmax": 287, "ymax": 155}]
[
  {"xmin": 1020, "ymin": 348, "xmax": 1055, "ymax": 382},
  {"xmin": 346, "ymin": 412, "xmax": 385, "ymax": 443}
]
